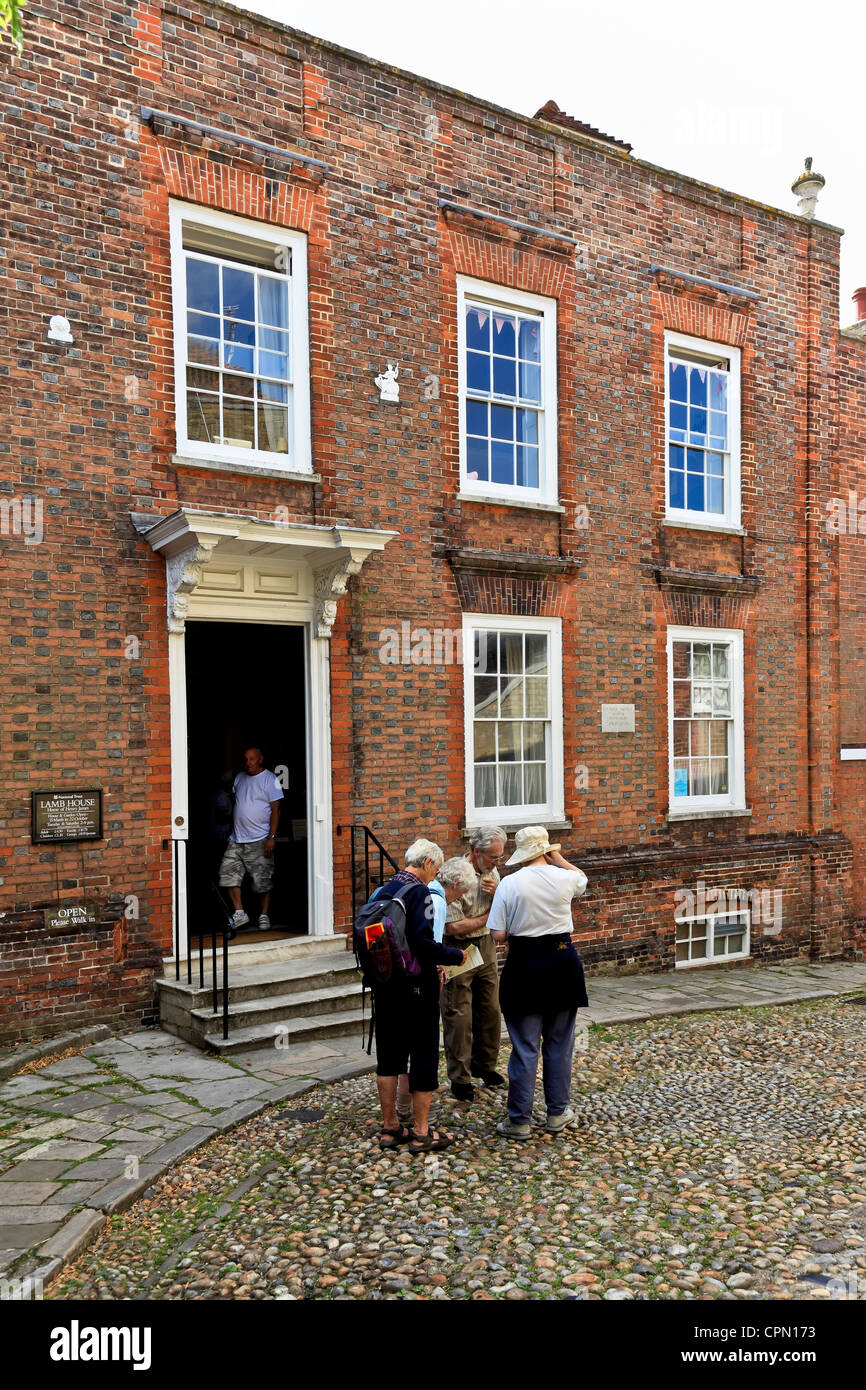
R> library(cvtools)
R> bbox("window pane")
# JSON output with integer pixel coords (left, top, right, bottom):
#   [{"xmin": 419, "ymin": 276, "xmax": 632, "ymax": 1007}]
[
  {"xmin": 689, "ymin": 407, "xmax": 707, "ymax": 441},
  {"xmin": 516, "ymin": 408, "xmax": 538, "ymax": 445},
  {"xmin": 710, "ymin": 721, "xmax": 728, "ymax": 755},
  {"xmin": 710, "ymin": 759, "xmax": 729, "ymax": 794},
  {"xmin": 223, "ymin": 344, "xmax": 254, "ymax": 375},
  {"xmin": 499, "ymin": 763, "xmax": 523, "ymax": 807},
  {"xmin": 467, "ymin": 352, "xmax": 490, "ymax": 392},
  {"xmin": 258, "ymin": 276, "xmax": 288, "ymax": 328},
  {"xmin": 673, "ymin": 683, "xmax": 691, "ymax": 717},
  {"xmin": 523, "ymin": 720, "xmax": 545, "ymax": 761},
  {"xmin": 692, "ymin": 644, "xmax": 711, "ymax": 678},
  {"xmin": 475, "ymin": 630, "xmax": 498, "ymax": 674},
  {"xmin": 186, "ymin": 258, "xmax": 219, "ymax": 313},
  {"xmin": 525, "ymin": 676, "xmax": 548, "ymax": 716},
  {"xmin": 687, "ymin": 471, "xmax": 704, "ymax": 510},
  {"xmin": 466, "ymin": 399, "xmax": 488, "ymax": 436},
  {"xmin": 692, "ymin": 759, "xmax": 710, "ymax": 795},
  {"xmin": 516, "ymin": 446, "xmax": 538, "ymax": 488},
  {"xmin": 713, "ymin": 685, "xmax": 731, "ymax": 714},
  {"xmin": 689, "ymin": 366, "xmax": 707, "ymax": 407},
  {"xmin": 692, "ymin": 685, "xmax": 712, "ymax": 714},
  {"xmin": 187, "ymin": 366, "xmax": 219, "ymax": 393},
  {"xmin": 525, "ymin": 633, "xmax": 548, "ymax": 674},
  {"xmin": 498, "ymin": 722, "xmax": 521, "ymax": 761},
  {"xmin": 466, "ymin": 305, "xmax": 490, "ymax": 351},
  {"xmin": 187, "ymin": 391, "xmax": 219, "ymax": 443},
  {"xmin": 670, "ymin": 402, "xmax": 687, "ymax": 431},
  {"xmin": 707, "ymin": 476, "xmax": 724, "ymax": 513},
  {"xmin": 466, "ymin": 435, "xmax": 489, "ymax": 482},
  {"xmin": 519, "ymin": 362, "xmax": 541, "ymax": 402},
  {"xmin": 675, "ymin": 941, "xmax": 690, "ymax": 963},
  {"xmin": 492, "ymin": 313, "xmax": 516, "ymax": 356},
  {"xmin": 491, "ymin": 405, "xmax": 514, "ymax": 440},
  {"xmin": 222, "ymin": 266, "xmax": 255, "ymax": 322},
  {"xmin": 491, "ymin": 439, "xmax": 514, "ymax": 485},
  {"xmin": 187, "ymin": 310, "xmax": 219, "ymax": 338},
  {"xmin": 673, "ymin": 759, "xmax": 689, "ymax": 796},
  {"xmin": 222, "ymin": 399, "xmax": 255, "ymax": 447},
  {"xmin": 259, "ymin": 351, "xmax": 289, "ymax": 381},
  {"xmin": 188, "ymin": 336, "xmax": 220, "ymax": 367},
  {"xmin": 519, "ymin": 318, "xmax": 540, "ymax": 362},
  {"xmin": 222, "ymin": 372, "xmax": 254, "ymax": 399},
  {"xmin": 710, "ymin": 372, "xmax": 727, "ymax": 411},
  {"xmin": 690, "ymin": 719, "xmax": 710, "ymax": 755},
  {"xmin": 474, "ymin": 676, "xmax": 498, "ymax": 718},
  {"xmin": 524, "ymin": 762, "xmax": 545, "ymax": 805},
  {"xmin": 260, "ymin": 327, "xmax": 289, "ymax": 354},
  {"xmin": 672, "ymin": 643, "xmax": 690, "ymax": 679},
  {"xmin": 474, "ymin": 722, "xmax": 496, "ymax": 762},
  {"xmin": 669, "ymin": 469, "xmax": 685, "ymax": 509},
  {"xmin": 257, "ymin": 380, "xmax": 288, "ymax": 404},
  {"xmin": 257, "ymin": 404, "xmax": 288, "ymax": 453},
  {"xmin": 492, "ymin": 355, "xmax": 516, "ymax": 397},
  {"xmin": 500, "ymin": 632, "xmax": 523, "ymax": 672},
  {"xmin": 499, "ymin": 676, "xmax": 524, "ymax": 716},
  {"xmin": 709, "ymin": 412, "xmax": 726, "ymax": 446},
  {"xmin": 673, "ymin": 722, "xmax": 689, "ymax": 757},
  {"xmin": 669, "ymin": 361, "xmax": 687, "ymax": 402},
  {"xmin": 475, "ymin": 764, "xmax": 496, "ymax": 807}
]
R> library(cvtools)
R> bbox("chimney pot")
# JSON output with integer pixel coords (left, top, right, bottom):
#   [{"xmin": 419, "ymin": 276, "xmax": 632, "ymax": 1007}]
[{"xmin": 854, "ymin": 287, "xmax": 866, "ymax": 323}]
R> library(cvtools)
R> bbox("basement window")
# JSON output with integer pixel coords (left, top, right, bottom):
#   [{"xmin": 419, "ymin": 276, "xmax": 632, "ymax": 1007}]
[
  {"xmin": 675, "ymin": 909, "xmax": 750, "ymax": 967},
  {"xmin": 169, "ymin": 201, "xmax": 311, "ymax": 472}
]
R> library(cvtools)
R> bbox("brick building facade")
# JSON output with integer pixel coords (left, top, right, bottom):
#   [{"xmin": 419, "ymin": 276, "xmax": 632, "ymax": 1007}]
[{"xmin": 1, "ymin": 0, "xmax": 864, "ymax": 1041}]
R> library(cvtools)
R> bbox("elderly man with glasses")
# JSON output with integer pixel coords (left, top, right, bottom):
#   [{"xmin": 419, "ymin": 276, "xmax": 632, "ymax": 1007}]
[{"xmin": 441, "ymin": 825, "xmax": 508, "ymax": 1101}]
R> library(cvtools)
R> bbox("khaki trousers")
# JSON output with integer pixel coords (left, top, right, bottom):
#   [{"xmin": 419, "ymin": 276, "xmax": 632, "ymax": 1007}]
[{"xmin": 440, "ymin": 932, "xmax": 502, "ymax": 1086}]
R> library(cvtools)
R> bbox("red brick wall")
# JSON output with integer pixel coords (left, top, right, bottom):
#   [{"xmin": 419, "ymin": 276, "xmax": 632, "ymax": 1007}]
[
  {"xmin": 0, "ymin": 0, "xmax": 862, "ymax": 1038},
  {"xmin": 838, "ymin": 332, "xmax": 866, "ymax": 919}
]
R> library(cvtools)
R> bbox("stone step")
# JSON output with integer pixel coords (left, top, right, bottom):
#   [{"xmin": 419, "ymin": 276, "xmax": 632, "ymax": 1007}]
[
  {"xmin": 157, "ymin": 952, "xmax": 358, "ymax": 1009},
  {"xmin": 200, "ymin": 1007, "xmax": 368, "ymax": 1055},
  {"xmin": 189, "ymin": 980, "xmax": 365, "ymax": 1036},
  {"xmin": 161, "ymin": 933, "xmax": 350, "ymax": 973}
]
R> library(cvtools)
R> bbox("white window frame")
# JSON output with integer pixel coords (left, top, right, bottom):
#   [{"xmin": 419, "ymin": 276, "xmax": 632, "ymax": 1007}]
[
  {"xmin": 666, "ymin": 625, "xmax": 745, "ymax": 814},
  {"xmin": 462, "ymin": 613, "xmax": 564, "ymax": 828},
  {"xmin": 664, "ymin": 330, "xmax": 741, "ymax": 529},
  {"xmin": 457, "ymin": 277, "xmax": 558, "ymax": 506},
  {"xmin": 169, "ymin": 200, "xmax": 311, "ymax": 472},
  {"xmin": 675, "ymin": 908, "xmax": 750, "ymax": 968}
]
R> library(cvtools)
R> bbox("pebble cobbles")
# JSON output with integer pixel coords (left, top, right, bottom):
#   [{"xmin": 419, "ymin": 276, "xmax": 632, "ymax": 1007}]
[{"xmin": 48, "ymin": 995, "xmax": 866, "ymax": 1301}]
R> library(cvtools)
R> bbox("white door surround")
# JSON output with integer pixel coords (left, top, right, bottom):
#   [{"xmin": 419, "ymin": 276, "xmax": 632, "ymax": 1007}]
[{"xmin": 132, "ymin": 508, "xmax": 397, "ymax": 955}]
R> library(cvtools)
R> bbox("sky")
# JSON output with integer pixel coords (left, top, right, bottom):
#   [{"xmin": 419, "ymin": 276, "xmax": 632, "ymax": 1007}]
[{"xmin": 235, "ymin": 0, "xmax": 864, "ymax": 325}]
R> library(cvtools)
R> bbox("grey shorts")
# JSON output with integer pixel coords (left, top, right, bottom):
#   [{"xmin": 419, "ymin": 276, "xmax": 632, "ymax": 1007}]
[{"xmin": 218, "ymin": 838, "xmax": 274, "ymax": 893}]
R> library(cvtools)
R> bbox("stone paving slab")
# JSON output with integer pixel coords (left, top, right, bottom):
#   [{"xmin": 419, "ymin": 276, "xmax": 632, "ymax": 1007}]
[{"xmin": 0, "ymin": 1182, "xmax": 63, "ymax": 1205}]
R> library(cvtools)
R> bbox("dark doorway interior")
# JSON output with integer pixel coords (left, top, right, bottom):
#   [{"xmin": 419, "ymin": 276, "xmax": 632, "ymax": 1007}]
[{"xmin": 185, "ymin": 620, "xmax": 308, "ymax": 939}]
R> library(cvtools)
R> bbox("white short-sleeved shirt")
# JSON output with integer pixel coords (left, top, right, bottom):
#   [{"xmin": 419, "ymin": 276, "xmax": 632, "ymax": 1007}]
[
  {"xmin": 486, "ymin": 863, "xmax": 587, "ymax": 938},
  {"xmin": 230, "ymin": 770, "xmax": 284, "ymax": 844}
]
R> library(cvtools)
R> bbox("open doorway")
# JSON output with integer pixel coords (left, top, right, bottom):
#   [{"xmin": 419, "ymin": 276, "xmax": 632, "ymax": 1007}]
[{"xmin": 185, "ymin": 620, "xmax": 308, "ymax": 941}]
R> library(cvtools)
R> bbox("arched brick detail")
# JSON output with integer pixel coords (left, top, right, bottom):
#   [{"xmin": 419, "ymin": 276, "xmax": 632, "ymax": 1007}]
[
  {"xmin": 653, "ymin": 286, "xmax": 753, "ymax": 348},
  {"xmin": 156, "ymin": 146, "xmax": 319, "ymax": 230},
  {"xmin": 444, "ymin": 229, "xmax": 571, "ymax": 300},
  {"xmin": 656, "ymin": 589, "xmax": 755, "ymax": 627},
  {"xmin": 450, "ymin": 569, "xmax": 573, "ymax": 617}
]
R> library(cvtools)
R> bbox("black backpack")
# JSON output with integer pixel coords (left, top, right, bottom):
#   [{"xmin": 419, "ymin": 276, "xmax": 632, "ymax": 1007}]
[{"xmin": 352, "ymin": 881, "xmax": 422, "ymax": 986}]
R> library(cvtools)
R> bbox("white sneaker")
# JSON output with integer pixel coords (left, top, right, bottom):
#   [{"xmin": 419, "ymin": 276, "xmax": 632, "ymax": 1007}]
[
  {"xmin": 231, "ymin": 909, "xmax": 249, "ymax": 928},
  {"xmin": 258, "ymin": 914, "xmax": 271, "ymax": 930},
  {"xmin": 496, "ymin": 1116, "xmax": 531, "ymax": 1141},
  {"xmin": 546, "ymin": 1106, "xmax": 576, "ymax": 1133}
]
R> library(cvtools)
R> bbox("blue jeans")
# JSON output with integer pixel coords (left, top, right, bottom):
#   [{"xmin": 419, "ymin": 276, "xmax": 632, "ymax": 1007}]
[{"xmin": 505, "ymin": 1008, "xmax": 578, "ymax": 1125}]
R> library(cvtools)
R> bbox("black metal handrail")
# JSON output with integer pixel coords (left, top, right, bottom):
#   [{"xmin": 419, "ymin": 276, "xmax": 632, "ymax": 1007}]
[{"xmin": 341, "ymin": 824, "xmax": 399, "ymax": 919}]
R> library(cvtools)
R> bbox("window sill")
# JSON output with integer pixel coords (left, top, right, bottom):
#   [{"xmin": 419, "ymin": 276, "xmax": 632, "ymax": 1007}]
[
  {"xmin": 457, "ymin": 491, "xmax": 566, "ymax": 515},
  {"xmin": 667, "ymin": 807, "xmax": 752, "ymax": 823},
  {"xmin": 663, "ymin": 518, "xmax": 745, "ymax": 537},
  {"xmin": 172, "ymin": 454, "xmax": 321, "ymax": 484},
  {"xmin": 675, "ymin": 954, "xmax": 751, "ymax": 970},
  {"xmin": 461, "ymin": 819, "xmax": 572, "ymax": 838}
]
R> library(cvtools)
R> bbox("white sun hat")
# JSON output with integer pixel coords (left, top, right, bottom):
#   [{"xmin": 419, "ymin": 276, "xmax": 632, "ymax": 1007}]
[{"xmin": 505, "ymin": 825, "xmax": 561, "ymax": 867}]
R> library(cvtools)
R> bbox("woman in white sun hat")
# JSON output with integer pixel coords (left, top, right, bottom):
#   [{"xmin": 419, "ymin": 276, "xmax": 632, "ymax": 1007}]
[{"xmin": 487, "ymin": 826, "xmax": 588, "ymax": 1141}]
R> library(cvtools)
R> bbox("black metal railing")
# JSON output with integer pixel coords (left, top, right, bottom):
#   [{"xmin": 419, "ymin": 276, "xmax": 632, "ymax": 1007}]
[
  {"xmin": 341, "ymin": 824, "xmax": 399, "ymax": 919},
  {"xmin": 172, "ymin": 838, "xmax": 230, "ymax": 1040}
]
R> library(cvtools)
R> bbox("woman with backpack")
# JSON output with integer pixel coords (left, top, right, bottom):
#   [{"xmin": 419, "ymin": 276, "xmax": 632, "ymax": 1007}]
[{"xmin": 355, "ymin": 839, "xmax": 468, "ymax": 1154}]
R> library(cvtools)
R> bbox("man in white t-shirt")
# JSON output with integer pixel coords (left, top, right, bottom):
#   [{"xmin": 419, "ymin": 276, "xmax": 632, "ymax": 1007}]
[{"xmin": 218, "ymin": 747, "xmax": 284, "ymax": 930}]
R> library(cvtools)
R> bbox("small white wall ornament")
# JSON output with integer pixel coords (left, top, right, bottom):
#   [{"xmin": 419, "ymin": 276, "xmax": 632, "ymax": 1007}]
[
  {"xmin": 791, "ymin": 157, "xmax": 825, "ymax": 219},
  {"xmin": 47, "ymin": 315, "xmax": 74, "ymax": 344},
  {"xmin": 374, "ymin": 361, "xmax": 400, "ymax": 402}
]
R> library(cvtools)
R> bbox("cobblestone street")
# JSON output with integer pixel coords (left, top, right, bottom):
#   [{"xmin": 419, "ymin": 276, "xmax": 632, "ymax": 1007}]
[{"xmin": 43, "ymin": 993, "xmax": 866, "ymax": 1301}]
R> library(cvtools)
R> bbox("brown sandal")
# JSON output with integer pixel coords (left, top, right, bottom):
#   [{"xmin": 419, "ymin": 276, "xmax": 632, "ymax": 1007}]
[
  {"xmin": 378, "ymin": 1125, "xmax": 408, "ymax": 1150},
  {"xmin": 407, "ymin": 1127, "xmax": 453, "ymax": 1154}
]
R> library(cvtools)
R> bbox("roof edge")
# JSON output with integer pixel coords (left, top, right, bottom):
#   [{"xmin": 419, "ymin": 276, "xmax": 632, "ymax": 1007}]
[{"xmin": 199, "ymin": 0, "xmax": 845, "ymax": 237}]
